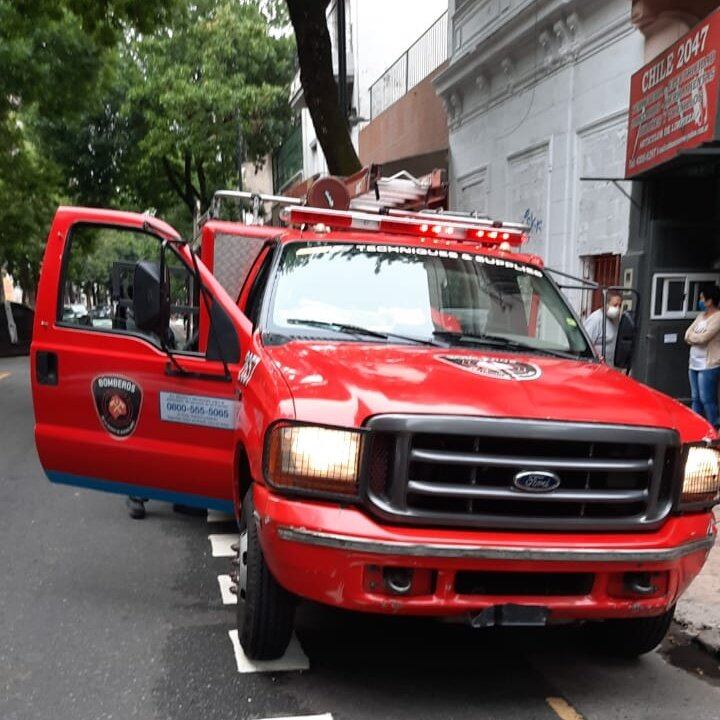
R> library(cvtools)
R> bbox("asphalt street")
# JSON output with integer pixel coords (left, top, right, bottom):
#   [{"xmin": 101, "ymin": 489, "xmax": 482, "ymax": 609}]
[{"xmin": 2, "ymin": 354, "xmax": 720, "ymax": 720}]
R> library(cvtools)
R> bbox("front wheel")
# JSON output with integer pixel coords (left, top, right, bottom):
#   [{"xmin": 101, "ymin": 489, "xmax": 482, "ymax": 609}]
[
  {"xmin": 236, "ymin": 489, "xmax": 296, "ymax": 660},
  {"xmin": 587, "ymin": 606, "xmax": 675, "ymax": 657}
]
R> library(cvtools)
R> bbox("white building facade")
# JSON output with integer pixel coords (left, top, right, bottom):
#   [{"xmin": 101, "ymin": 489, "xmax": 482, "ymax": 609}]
[
  {"xmin": 290, "ymin": 0, "xmax": 447, "ymax": 184},
  {"xmin": 435, "ymin": 0, "xmax": 644, "ymax": 309}
]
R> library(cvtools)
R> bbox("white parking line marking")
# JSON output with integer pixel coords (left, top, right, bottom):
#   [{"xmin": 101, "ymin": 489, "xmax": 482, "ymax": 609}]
[
  {"xmin": 254, "ymin": 716, "xmax": 332, "ymax": 720},
  {"xmin": 547, "ymin": 697, "xmax": 585, "ymax": 720},
  {"xmin": 207, "ymin": 509, "xmax": 234, "ymax": 523},
  {"xmin": 208, "ymin": 533, "xmax": 239, "ymax": 557},
  {"xmin": 228, "ymin": 630, "xmax": 310, "ymax": 673},
  {"xmin": 218, "ymin": 574, "xmax": 237, "ymax": 605}
]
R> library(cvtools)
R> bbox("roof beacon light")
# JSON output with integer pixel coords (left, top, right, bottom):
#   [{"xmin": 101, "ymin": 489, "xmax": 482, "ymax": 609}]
[{"xmin": 283, "ymin": 206, "xmax": 527, "ymax": 247}]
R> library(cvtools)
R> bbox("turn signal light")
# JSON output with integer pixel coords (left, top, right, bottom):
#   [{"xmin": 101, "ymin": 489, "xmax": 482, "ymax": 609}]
[{"xmin": 682, "ymin": 446, "xmax": 720, "ymax": 505}]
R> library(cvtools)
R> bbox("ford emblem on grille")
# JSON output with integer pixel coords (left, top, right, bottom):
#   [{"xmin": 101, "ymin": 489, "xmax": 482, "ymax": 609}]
[{"xmin": 513, "ymin": 471, "xmax": 561, "ymax": 493}]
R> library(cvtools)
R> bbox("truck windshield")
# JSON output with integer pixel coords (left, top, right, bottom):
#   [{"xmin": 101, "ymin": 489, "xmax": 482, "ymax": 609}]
[{"xmin": 266, "ymin": 241, "xmax": 593, "ymax": 359}]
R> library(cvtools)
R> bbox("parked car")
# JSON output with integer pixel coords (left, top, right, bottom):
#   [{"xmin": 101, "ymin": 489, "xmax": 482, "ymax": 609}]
[
  {"xmin": 0, "ymin": 301, "xmax": 34, "ymax": 356},
  {"xmin": 62, "ymin": 304, "xmax": 91, "ymax": 326},
  {"xmin": 89, "ymin": 305, "xmax": 113, "ymax": 328}
]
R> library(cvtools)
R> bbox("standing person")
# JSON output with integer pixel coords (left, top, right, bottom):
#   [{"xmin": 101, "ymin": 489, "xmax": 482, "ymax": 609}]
[
  {"xmin": 584, "ymin": 291, "xmax": 623, "ymax": 364},
  {"xmin": 685, "ymin": 285, "xmax": 720, "ymax": 427},
  {"xmin": 126, "ymin": 496, "xmax": 148, "ymax": 519},
  {"xmin": 125, "ymin": 497, "xmax": 206, "ymax": 520}
]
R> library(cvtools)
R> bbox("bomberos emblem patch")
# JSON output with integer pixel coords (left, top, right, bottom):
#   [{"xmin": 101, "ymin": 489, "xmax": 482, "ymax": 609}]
[
  {"xmin": 439, "ymin": 355, "xmax": 541, "ymax": 381},
  {"xmin": 92, "ymin": 375, "xmax": 142, "ymax": 437}
]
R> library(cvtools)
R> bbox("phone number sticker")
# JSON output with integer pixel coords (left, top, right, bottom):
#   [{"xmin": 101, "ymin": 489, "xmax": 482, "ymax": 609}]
[{"xmin": 159, "ymin": 392, "xmax": 238, "ymax": 430}]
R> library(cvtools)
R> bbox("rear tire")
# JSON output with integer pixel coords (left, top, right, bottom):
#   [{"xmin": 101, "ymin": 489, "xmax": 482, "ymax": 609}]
[
  {"xmin": 236, "ymin": 489, "xmax": 296, "ymax": 660},
  {"xmin": 588, "ymin": 606, "xmax": 675, "ymax": 657}
]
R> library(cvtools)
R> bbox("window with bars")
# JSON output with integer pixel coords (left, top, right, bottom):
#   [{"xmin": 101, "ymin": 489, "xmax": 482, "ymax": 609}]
[
  {"xmin": 650, "ymin": 273, "xmax": 720, "ymax": 320},
  {"xmin": 581, "ymin": 254, "xmax": 622, "ymax": 316}
]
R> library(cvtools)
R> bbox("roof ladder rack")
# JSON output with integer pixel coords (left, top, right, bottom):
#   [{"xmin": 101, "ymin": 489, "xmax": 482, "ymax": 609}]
[{"xmin": 208, "ymin": 190, "xmax": 303, "ymax": 225}]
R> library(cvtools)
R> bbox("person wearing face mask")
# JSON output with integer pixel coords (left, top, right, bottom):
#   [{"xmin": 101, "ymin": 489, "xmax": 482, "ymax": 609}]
[
  {"xmin": 685, "ymin": 284, "xmax": 720, "ymax": 427},
  {"xmin": 583, "ymin": 291, "xmax": 623, "ymax": 364}
]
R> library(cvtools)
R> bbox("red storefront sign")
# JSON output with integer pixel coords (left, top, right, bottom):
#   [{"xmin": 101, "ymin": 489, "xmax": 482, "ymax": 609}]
[{"xmin": 626, "ymin": 10, "xmax": 720, "ymax": 178}]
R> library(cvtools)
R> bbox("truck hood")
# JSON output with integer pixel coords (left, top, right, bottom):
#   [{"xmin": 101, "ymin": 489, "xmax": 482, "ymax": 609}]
[{"xmin": 264, "ymin": 341, "xmax": 711, "ymax": 440}]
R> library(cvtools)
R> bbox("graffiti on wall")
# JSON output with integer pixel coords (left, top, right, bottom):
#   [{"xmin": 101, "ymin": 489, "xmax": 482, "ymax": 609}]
[{"xmin": 522, "ymin": 208, "xmax": 544, "ymax": 237}]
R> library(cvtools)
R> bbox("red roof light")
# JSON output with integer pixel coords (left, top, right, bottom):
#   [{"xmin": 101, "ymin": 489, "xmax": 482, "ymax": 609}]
[{"xmin": 282, "ymin": 206, "xmax": 527, "ymax": 247}]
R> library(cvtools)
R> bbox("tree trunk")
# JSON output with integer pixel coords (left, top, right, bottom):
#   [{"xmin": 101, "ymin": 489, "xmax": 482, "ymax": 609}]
[
  {"xmin": 162, "ymin": 155, "xmax": 197, "ymax": 219},
  {"xmin": 17, "ymin": 264, "xmax": 37, "ymax": 308},
  {"xmin": 162, "ymin": 153, "xmax": 210, "ymax": 222},
  {"xmin": 287, "ymin": 0, "xmax": 361, "ymax": 177}
]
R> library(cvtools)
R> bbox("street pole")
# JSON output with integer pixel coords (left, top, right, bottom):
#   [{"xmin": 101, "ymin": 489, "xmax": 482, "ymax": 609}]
[
  {"xmin": 337, "ymin": 0, "xmax": 348, "ymax": 121},
  {"xmin": 237, "ymin": 111, "xmax": 244, "ymax": 192}
]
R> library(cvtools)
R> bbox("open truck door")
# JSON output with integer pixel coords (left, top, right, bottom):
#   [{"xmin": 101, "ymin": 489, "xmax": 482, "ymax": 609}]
[{"xmin": 31, "ymin": 207, "xmax": 249, "ymax": 512}]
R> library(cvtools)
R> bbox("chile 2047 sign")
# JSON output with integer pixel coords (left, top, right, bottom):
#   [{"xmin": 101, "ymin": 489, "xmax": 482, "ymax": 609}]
[{"xmin": 626, "ymin": 11, "xmax": 720, "ymax": 177}]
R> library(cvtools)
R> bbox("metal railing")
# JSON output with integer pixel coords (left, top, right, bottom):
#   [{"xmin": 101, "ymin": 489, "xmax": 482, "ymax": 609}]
[{"xmin": 369, "ymin": 12, "xmax": 448, "ymax": 119}]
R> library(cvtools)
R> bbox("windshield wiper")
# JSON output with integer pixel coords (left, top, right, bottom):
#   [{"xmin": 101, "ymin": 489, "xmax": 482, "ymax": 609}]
[
  {"xmin": 431, "ymin": 331, "xmax": 581, "ymax": 360},
  {"xmin": 286, "ymin": 318, "xmax": 440, "ymax": 346}
]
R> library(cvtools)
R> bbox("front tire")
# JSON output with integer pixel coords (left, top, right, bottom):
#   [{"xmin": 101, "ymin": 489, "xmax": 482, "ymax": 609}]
[
  {"xmin": 588, "ymin": 606, "xmax": 675, "ymax": 657},
  {"xmin": 236, "ymin": 489, "xmax": 296, "ymax": 660}
]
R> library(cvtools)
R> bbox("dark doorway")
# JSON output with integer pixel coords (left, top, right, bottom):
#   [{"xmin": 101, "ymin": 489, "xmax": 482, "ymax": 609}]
[{"xmin": 625, "ymin": 171, "xmax": 720, "ymax": 402}]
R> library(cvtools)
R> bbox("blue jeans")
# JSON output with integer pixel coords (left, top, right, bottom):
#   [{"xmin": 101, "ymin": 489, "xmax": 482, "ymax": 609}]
[{"xmin": 689, "ymin": 367, "xmax": 720, "ymax": 427}]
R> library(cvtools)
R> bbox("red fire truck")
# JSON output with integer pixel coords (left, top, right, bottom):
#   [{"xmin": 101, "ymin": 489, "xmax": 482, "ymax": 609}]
[{"xmin": 31, "ymin": 179, "xmax": 719, "ymax": 660}]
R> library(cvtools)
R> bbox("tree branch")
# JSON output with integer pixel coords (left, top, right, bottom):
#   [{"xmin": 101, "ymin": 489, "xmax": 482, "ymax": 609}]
[
  {"xmin": 162, "ymin": 155, "xmax": 195, "ymax": 216},
  {"xmin": 162, "ymin": 156, "xmax": 185, "ymax": 197},
  {"xmin": 183, "ymin": 151, "xmax": 196, "ymax": 201},
  {"xmin": 197, "ymin": 159, "xmax": 209, "ymax": 211}
]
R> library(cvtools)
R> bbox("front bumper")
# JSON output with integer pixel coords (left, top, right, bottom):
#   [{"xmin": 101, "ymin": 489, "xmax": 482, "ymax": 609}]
[{"xmin": 253, "ymin": 485, "xmax": 716, "ymax": 621}]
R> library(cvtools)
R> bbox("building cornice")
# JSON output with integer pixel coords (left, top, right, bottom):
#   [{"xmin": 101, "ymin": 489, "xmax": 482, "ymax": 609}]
[
  {"xmin": 435, "ymin": 2, "xmax": 637, "ymax": 131},
  {"xmin": 435, "ymin": 0, "xmax": 580, "ymax": 95}
]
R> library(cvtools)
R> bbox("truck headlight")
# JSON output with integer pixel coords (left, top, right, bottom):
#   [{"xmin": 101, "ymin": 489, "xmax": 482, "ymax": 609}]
[
  {"xmin": 265, "ymin": 423, "xmax": 363, "ymax": 496},
  {"xmin": 682, "ymin": 446, "xmax": 720, "ymax": 505}
]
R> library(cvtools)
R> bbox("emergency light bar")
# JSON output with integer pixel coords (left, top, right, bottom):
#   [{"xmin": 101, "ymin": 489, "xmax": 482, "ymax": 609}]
[{"xmin": 282, "ymin": 206, "xmax": 528, "ymax": 247}]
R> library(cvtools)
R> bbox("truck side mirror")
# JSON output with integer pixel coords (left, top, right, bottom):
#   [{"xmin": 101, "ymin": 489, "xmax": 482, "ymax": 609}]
[
  {"xmin": 207, "ymin": 299, "xmax": 240, "ymax": 364},
  {"xmin": 133, "ymin": 260, "xmax": 170, "ymax": 336},
  {"xmin": 614, "ymin": 311, "xmax": 637, "ymax": 371}
]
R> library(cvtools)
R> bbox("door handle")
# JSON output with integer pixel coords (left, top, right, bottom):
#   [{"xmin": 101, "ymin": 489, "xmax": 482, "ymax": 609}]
[{"xmin": 36, "ymin": 351, "xmax": 58, "ymax": 386}]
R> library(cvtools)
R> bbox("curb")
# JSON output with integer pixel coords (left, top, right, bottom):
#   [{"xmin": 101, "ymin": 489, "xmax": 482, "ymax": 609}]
[
  {"xmin": 673, "ymin": 619, "xmax": 720, "ymax": 659},
  {"xmin": 693, "ymin": 628, "xmax": 720, "ymax": 659}
]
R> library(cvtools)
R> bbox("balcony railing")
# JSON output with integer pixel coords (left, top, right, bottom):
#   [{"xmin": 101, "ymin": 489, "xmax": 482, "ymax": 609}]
[{"xmin": 369, "ymin": 12, "xmax": 448, "ymax": 120}]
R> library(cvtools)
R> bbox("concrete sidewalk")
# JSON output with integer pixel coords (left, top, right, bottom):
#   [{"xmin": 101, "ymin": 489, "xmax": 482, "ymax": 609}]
[{"xmin": 676, "ymin": 516, "xmax": 720, "ymax": 655}]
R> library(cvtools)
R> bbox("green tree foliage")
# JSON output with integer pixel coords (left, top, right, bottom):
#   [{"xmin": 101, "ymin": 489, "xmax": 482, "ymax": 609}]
[
  {"xmin": 0, "ymin": 1, "xmax": 174, "ymax": 128},
  {"xmin": 66, "ymin": 228, "xmax": 157, "ymax": 289},
  {"xmin": 125, "ymin": 0, "xmax": 295, "ymax": 220},
  {"xmin": 0, "ymin": 123, "xmax": 62, "ymax": 299},
  {"xmin": 0, "ymin": 0, "xmax": 174, "ymax": 301},
  {"xmin": 0, "ymin": 0, "xmax": 294, "ymax": 301},
  {"xmin": 63, "ymin": 226, "xmax": 158, "ymax": 306}
]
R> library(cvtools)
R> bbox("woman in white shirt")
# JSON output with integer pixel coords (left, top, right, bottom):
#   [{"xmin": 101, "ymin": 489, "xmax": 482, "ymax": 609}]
[{"xmin": 685, "ymin": 285, "xmax": 720, "ymax": 427}]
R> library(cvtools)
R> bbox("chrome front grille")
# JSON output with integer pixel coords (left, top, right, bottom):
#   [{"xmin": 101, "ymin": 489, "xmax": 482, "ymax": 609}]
[{"xmin": 362, "ymin": 415, "xmax": 680, "ymax": 532}]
